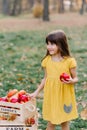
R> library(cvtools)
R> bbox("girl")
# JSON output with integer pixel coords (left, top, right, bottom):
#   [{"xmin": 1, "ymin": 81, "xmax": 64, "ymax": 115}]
[{"xmin": 30, "ymin": 30, "xmax": 78, "ymax": 130}]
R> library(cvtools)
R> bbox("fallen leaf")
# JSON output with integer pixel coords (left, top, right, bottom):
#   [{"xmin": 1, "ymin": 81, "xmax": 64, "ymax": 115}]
[
  {"xmin": 80, "ymin": 109, "xmax": 87, "ymax": 120},
  {"xmin": 0, "ymin": 82, "xmax": 3, "ymax": 87}
]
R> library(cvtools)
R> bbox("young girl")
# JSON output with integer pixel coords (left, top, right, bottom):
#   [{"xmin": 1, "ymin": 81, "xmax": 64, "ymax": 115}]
[{"xmin": 30, "ymin": 30, "xmax": 78, "ymax": 130}]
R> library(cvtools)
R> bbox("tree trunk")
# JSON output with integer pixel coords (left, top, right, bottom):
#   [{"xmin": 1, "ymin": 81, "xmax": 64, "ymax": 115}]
[
  {"xmin": 70, "ymin": 0, "xmax": 74, "ymax": 11},
  {"xmin": 17, "ymin": 0, "xmax": 22, "ymax": 14},
  {"xmin": 58, "ymin": 0, "xmax": 64, "ymax": 13},
  {"xmin": 43, "ymin": 0, "xmax": 50, "ymax": 21},
  {"xmin": 28, "ymin": 0, "xmax": 34, "ymax": 8},
  {"xmin": 52, "ymin": 0, "xmax": 57, "ymax": 11},
  {"xmin": 10, "ymin": 0, "xmax": 18, "ymax": 15},
  {"xmin": 10, "ymin": 0, "xmax": 22, "ymax": 16},
  {"xmin": 80, "ymin": 0, "xmax": 86, "ymax": 14},
  {"xmin": 2, "ymin": 0, "xmax": 10, "ymax": 15}
]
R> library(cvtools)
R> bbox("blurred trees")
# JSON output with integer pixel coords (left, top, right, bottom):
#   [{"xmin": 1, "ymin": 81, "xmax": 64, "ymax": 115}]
[
  {"xmin": 2, "ymin": 0, "xmax": 22, "ymax": 15},
  {"xmin": 2, "ymin": 0, "xmax": 34, "ymax": 15},
  {"xmin": 1, "ymin": 0, "xmax": 87, "ymax": 17},
  {"xmin": 80, "ymin": 0, "xmax": 87, "ymax": 14},
  {"xmin": 43, "ymin": 0, "xmax": 49, "ymax": 21},
  {"xmin": 70, "ymin": 0, "xmax": 74, "ymax": 11},
  {"xmin": 28, "ymin": 0, "xmax": 34, "ymax": 9},
  {"xmin": 58, "ymin": 0, "xmax": 64, "ymax": 13},
  {"xmin": 10, "ymin": 0, "xmax": 22, "ymax": 15},
  {"xmin": 2, "ymin": 0, "xmax": 10, "ymax": 15}
]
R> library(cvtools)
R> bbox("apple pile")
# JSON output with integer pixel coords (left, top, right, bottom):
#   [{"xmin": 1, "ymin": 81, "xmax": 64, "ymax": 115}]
[
  {"xmin": 0, "ymin": 89, "xmax": 31, "ymax": 103},
  {"xmin": 60, "ymin": 73, "xmax": 70, "ymax": 81}
]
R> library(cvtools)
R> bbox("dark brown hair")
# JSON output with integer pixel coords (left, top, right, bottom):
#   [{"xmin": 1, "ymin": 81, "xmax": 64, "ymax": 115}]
[{"xmin": 45, "ymin": 30, "xmax": 71, "ymax": 57}]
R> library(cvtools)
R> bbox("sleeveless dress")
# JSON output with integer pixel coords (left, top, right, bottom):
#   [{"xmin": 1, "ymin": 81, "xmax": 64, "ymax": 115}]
[{"xmin": 41, "ymin": 55, "xmax": 78, "ymax": 124}]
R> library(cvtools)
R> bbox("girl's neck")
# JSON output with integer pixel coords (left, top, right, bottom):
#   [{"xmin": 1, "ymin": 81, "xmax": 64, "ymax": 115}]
[{"xmin": 51, "ymin": 54, "xmax": 63, "ymax": 62}]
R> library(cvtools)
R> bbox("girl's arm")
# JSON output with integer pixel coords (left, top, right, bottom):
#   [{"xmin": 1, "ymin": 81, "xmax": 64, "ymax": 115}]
[
  {"xmin": 29, "ymin": 68, "xmax": 47, "ymax": 98},
  {"xmin": 70, "ymin": 67, "xmax": 78, "ymax": 83},
  {"xmin": 63, "ymin": 67, "xmax": 78, "ymax": 84}
]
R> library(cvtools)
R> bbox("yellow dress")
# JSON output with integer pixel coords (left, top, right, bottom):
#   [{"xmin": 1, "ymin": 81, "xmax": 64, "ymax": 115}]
[{"xmin": 41, "ymin": 55, "xmax": 78, "ymax": 125}]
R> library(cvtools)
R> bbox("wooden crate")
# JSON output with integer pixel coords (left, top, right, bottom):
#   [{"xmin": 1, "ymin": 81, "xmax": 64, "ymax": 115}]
[
  {"xmin": 0, "ymin": 98, "xmax": 38, "ymax": 129},
  {"xmin": 0, "ymin": 125, "xmax": 37, "ymax": 130}
]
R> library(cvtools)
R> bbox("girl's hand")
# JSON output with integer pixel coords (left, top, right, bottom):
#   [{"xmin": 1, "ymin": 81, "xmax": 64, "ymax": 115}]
[
  {"xmin": 29, "ymin": 90, "xmax": 39, "ymax": 98},
  {"xmin": 62, "ymin": 77, "xmax": 75, "ymax": 84}
]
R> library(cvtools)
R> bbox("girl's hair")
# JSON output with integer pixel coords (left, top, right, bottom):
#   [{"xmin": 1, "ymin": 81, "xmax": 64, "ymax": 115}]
[{"xmin": 45, "ymin": 30, "xmax": 71, "ymax": 57}]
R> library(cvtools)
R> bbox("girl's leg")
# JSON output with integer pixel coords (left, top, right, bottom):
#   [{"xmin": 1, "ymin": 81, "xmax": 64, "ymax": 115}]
[
  {"xmin": 61, "ymin": 121, "xmax": 70, "ymax": 130},
  {"xmin": 46, "ymin": 121, "xmax": 56, "ymax": 130}
]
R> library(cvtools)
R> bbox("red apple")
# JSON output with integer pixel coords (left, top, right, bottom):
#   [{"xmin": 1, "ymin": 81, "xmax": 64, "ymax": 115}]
[
  {"xmin": 26, "ymin": 117, "xmax": 35, "ymax": 125},
  {"xmin": 30, "ymin": 117, "xmax": 35, "ymax": 125},
  {"xmin": 0, "ymin": 97, "xmax": 3, "ymax": 101},
  {"xmin": 10, "ymin": 98, "xmax": 18, "ymax": 103},
  {"xmin": 18, "ymin": 90, "xmax": 26, "ymax": 98},
  {"xmin": 19, "ymin": 101, "xmax": 25, "ymax": 104},
  {"xmin": 18, "ymin": 94, "xmax": 29, "ymax": 103},
  {"xmin": 60, "ymin": 73, "xmax": 70, "ymax": 81},
  {"xmin": 1, "ymin": 97, "xmax": 8, "ymax": 102}
]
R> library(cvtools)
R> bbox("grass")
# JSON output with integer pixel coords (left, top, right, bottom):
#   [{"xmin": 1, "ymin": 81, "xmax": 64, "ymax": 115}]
[{"xmin": 0, "ymin": 26, "xmax": 87, "ymax": 129}]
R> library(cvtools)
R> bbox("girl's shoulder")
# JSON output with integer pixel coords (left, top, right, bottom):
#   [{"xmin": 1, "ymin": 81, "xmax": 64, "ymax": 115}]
[
  {"xmin": 65, "ymin": 56, "xmax": 76, "ymax": 61},
  {"xmin": 64, "ymin": 56, "xmax": 77, "ymax": 68},
  {"xmin": 41, "ymin": 55, "xmax": 50, "ymax": 67}
]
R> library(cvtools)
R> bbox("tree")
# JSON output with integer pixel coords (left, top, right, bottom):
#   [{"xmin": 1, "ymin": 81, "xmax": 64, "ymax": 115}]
[
  {"xmin": 52, "ymin": 0, "xmax": 57, "ymax": 11},
  {"xmin": 58, "ymin": 0, "xmax": 64, "ymax": 13},
  {"xmin": 43, "ymin": 0, "xmax": 50, "ymax": 21},
  {"xmin": 28, "ymin": 0, "xmax": 34, "ymax": 11},
  {"xmin": 70, "ymin": 0, "xmax": 74, "ymax": 11},
  {"xmin": 10, "ymin": 0, "xmax": 22, "ymax": 16},
  {"xmin": 80, "ymin": 0, "xmax": 86, "ymax": 14},
  {"xmin": 2, "ymin": 0, "xmax": 10, "ymax": 15},
  {"xmin": 28, "ymin": 0, "xmax": 34, "ymax": 7}
]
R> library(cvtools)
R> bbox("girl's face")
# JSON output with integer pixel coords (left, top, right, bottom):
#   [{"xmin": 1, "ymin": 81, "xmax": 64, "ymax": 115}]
[{"xmin": 47, "ymin": 41, "xmax": 59, "ymax": 55}]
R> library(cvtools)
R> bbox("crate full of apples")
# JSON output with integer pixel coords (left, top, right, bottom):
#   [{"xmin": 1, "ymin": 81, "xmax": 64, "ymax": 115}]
[{"xmin": 0, "ymin": 89, "xmax": 38, "ymax": 129}]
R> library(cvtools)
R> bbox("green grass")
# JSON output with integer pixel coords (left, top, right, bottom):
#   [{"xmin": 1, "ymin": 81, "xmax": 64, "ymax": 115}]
[{"xmin": 0, "ymin": 26, "xmax": 87, "ymax": 129}]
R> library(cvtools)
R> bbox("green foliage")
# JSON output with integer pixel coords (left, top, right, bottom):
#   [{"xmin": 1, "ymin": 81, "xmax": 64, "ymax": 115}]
[{"xmin": 0, "ymin": 27, "xmax": 87, "ymax": 129}]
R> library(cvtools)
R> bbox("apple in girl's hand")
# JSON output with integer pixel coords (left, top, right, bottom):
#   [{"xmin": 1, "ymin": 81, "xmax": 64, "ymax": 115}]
[{"xmin": 60, "ymin": 73, "xmax": 70, "ymax": 81}]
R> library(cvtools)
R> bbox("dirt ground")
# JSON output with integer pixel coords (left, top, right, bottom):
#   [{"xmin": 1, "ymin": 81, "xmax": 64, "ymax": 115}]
[{"xmin": 0, "ymin": 12, "xmax": 87, "ymax": 32}]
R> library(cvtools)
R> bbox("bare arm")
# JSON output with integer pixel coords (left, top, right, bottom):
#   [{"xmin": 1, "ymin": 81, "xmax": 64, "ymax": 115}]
[
  {"xmin": 62, "ymin": 67, "xmax": 78, "ymax": 84},
  {"xmin": 30, "ymin": 68, "xmax": 47, "ymax": 98},
  {"xmin": 70, "ymin": 67, "xmax": 78, "ymax": 83}
]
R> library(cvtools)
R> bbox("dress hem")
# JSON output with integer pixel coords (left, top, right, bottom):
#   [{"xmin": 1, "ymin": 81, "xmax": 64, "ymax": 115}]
[{"xmin": 43, "ymin": 115, "xmax": 78, "ymax": 125}]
